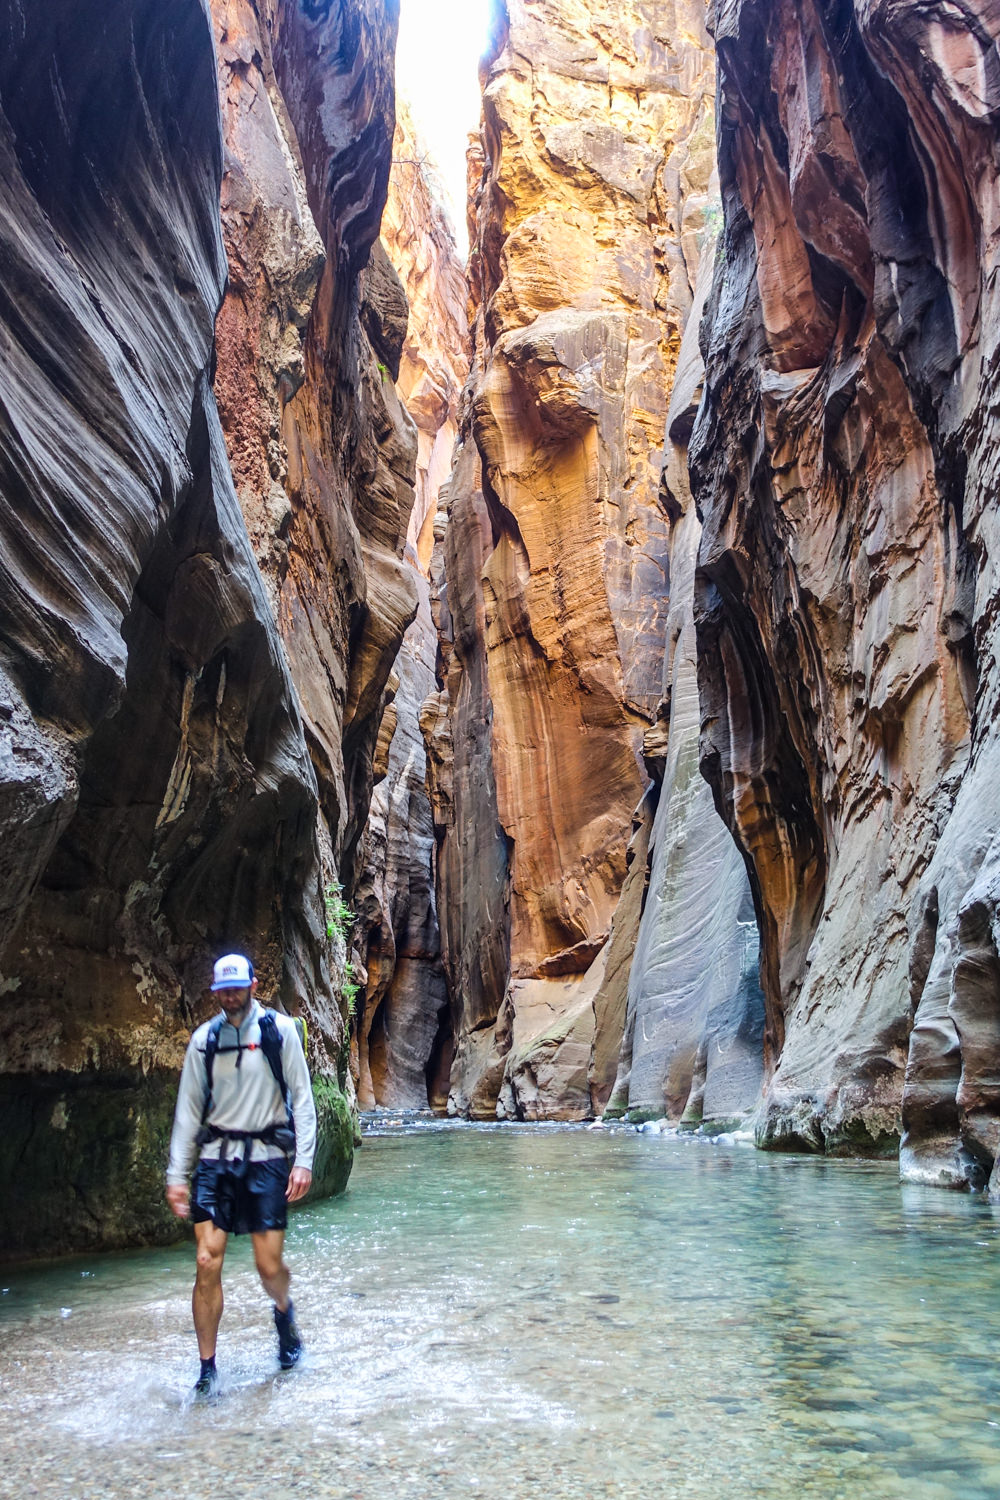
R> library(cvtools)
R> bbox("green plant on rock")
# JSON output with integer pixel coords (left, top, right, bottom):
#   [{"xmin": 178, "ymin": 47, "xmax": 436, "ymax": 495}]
[
  {"xmin": 324, "ymin": 879, "xmax": 352, "ymax": 939},
  {"xmin": 324, "ymin": 879, "xmax": 360, "ymax": 1022},
  {"xmin": 697, "ymin": 199, "xmax": 725, "ymax": 259}
]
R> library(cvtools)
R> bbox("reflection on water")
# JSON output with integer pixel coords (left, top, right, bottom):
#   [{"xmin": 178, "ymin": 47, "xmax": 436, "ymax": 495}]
[{"xmin": 1, "ymin": 1122, "xmax": 999, "ymax": 1499}]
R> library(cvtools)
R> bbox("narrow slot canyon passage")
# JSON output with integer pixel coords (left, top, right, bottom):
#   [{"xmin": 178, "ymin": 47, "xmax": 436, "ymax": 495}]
[{"xmin": 2, "ymin": 0, "xmax": 1000, "ymax": 1491}]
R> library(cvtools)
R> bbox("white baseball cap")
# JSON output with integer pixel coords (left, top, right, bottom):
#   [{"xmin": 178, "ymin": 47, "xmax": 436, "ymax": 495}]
[{"xmin": 211, "ymin": 953, "xmax": 254, "ymax": 991}]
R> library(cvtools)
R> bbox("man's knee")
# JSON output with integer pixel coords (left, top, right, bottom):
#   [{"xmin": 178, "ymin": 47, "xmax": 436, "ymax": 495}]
[
  {"xmin": 252, "ymin": 1233, "xmax": 286, "ymax": 1283},
  {"xmin": 195, "ymin": 1241, "xmax": 225, "ymax": 1280},
  {"xmin": 254, "ymin": 1248, "xmax": 284, "ymax": 1283}
]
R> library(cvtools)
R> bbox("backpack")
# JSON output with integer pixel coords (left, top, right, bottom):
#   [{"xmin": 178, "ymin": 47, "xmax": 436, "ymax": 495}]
[{"xmin": 200, "ymin": 1008, "xmax": 308, "ymax": 1129}]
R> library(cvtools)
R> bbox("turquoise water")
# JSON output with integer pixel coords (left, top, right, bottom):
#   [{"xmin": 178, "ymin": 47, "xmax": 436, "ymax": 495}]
[{"xmin": 1, "ymin": 1122, "xmax": 999, "ymax": 1499}]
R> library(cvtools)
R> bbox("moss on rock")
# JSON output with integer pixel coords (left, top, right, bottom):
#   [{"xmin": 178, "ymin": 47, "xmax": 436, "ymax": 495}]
[
  {"xmin": 308, "ymin": 1074, "xmax": 356, "ymax": 1200},
  {"xmin": 0, "ymin": 1064, "xmax": 356, "ymax": 1262},
  {"xmin": 0, "ymin": 1069, "xmax": 181, "ymax": 1261}
]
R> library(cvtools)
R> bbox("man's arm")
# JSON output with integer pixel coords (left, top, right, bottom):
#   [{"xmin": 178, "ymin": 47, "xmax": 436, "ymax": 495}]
[
  {"xmin": 165, "ymin": 1033, "xmax": 207, "ymax": 1215},
  {"xmin": 282, "ymin": 1016, "xmax": 316, "ymax": 1199}
]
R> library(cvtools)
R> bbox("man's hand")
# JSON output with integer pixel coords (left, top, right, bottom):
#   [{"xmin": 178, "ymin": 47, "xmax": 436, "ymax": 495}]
[
  {"xmin": 286, "ymin": 1166, "xmax": 312, "ymax": 1203},
  {"xmin": 166, "ymin": 1183, "xmax": 190, "ymax": 1219}
]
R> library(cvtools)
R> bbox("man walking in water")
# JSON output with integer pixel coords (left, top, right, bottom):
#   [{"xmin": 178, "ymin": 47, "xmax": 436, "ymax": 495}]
[{"xmin": 166, "ymin": 954, "xmax": 316, "ymax": 1398}]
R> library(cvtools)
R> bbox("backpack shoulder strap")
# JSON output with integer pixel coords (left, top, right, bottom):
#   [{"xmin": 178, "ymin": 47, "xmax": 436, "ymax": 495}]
[
  {"xmin": 201, "ymin": 1015, "xmax": 225, "ymax": 1125},
  {"xmin": 259, "ymin": 1009, "xmax": 291, "ymax": 1115}
]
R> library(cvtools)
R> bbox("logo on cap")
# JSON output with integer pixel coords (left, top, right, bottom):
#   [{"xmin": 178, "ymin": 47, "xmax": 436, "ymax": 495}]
[{"xmin": 211, "ymin": 953, "xmax": 253, "ymax": 991}]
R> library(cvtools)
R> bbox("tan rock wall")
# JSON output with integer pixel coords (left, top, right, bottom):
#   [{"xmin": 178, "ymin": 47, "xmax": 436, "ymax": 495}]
[
  {"xmin": 440, "ymin": 0, "xmax": 717, "ymax": 1116},
  {"xmin": 424, "ymin": 437, "xmax": 513, "ymax": 1118},
  {"xmin": 212, "ymin": 0, "xmax": 420, "ymax": 904},
  {"xmin": 608, "ymin": 241, "xmax": 766, "ymax": 1128}
]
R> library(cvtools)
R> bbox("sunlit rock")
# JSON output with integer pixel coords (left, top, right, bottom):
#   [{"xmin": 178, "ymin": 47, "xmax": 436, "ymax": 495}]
[
  {"xmin": 437, "ymin": 0, "xmax": 717, "ymax": 1117},
  {"xmin": 354, "ymin": 97, "xmax": 471, "ymax": 1109}
]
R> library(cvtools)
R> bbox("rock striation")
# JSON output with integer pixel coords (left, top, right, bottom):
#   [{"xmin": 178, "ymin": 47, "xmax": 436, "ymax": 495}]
[
  {"xmin": 691, "ymin": 0, "xmax": 1000, "ymax": 1167},
  {"xmin": 608, "ymin": 246, "xmax": 766, "ymax": 1128},
  {"xmin": 0, "ymin": 0, "xmax": 407, "ymax": 1257},
  {"xmin": 423, "ymin": 435, "xmax": 513, "ymax": 1117},
  {"xmin": 213, "ymin": 0, "xmax": 420, "ymax": 900},
  {"xmin": 434, "ymin": 0, "xmax": 718, "ymax": 1117},
  {"xmin": 354, "ymin": 99, "xmax": 470, "ymax": 1110}
]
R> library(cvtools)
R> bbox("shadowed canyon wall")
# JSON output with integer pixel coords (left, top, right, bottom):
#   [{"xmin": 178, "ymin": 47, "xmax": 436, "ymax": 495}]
[
  {"xmin": 0, "ymin": 0, "xmax": 409, "ymax": 1256},
  {"xmin": 691, "ymin": 0, "xmax": 1000, "ymax": 1171},
  {"xmin": 5, "ymin": 0, "xmax": 1000, "ymax": 1262}
]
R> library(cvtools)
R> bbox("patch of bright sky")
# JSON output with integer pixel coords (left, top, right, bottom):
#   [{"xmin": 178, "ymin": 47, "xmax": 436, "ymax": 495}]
[{"xmin": 395, "ymin": 0, "xmax": 493, "ymax": 260}]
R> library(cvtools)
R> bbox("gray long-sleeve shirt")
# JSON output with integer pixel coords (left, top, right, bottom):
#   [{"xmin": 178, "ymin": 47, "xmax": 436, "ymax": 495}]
[{"xmin": 166, "ymin": 999, "xmax": 317, "ymax": 1186}]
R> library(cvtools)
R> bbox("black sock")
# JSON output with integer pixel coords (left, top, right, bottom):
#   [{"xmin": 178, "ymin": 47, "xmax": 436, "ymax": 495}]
[
  {"xmin": 200, "ymin": 1356, "xmax": 217, "ymax": 1378},
  {"xmin": 276, "ymin": 1299, "xmax": 294, "ymax": 1323}
]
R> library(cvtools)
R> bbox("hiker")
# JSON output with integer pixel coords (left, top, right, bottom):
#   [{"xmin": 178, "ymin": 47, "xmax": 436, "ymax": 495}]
[{"xmin": 165, "ymin": 953, "xmax": 317, "ymax": 1398}]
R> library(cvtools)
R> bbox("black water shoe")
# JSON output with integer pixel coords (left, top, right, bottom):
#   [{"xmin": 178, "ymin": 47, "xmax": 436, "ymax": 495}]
[
  {"xmin": 274, "ymin": 1301, "xmax": 302, "ymax": 1369},
  {"xmin": 193, "ymin": 1361, "xmax": 220, "ymax": 1400}
]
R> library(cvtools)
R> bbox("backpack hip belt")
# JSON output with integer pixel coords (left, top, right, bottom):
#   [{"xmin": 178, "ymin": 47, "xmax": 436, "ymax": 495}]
[{"xmin": 195, "ymin": 1120, "xmax": 297, "ymax": 1174}]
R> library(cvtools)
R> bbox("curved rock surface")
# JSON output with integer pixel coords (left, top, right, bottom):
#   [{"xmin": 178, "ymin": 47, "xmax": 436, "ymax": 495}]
[
  {"xmin": 692, "ymin": 0, "xmax": 1000, "ymax": 1162},
  {"xmin": 0, "ymin": 0, "xmax": 405, "ymax": 1256},
  {"xmin": 608, "ymin": 247, "xmax": 766, "ymax": 1128}
]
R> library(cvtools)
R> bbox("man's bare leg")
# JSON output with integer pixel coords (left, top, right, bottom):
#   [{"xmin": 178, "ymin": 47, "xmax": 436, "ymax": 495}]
[
  {"xmin": 252, "ymin": 1229, "xmax": 290, "ymax": 1312},
  {"xmin": 254, "ymin": 1229, "xmax": 302, "ymax": 1367},
  {"xmin": 193, "ymin": 1220, "xmax": 228, "ymax": 1358}
]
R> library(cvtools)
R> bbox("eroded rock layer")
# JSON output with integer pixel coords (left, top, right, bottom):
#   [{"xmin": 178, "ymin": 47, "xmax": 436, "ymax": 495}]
[
  {"xmin": 352, "ymin": 100, "xmax": 470, "ymax": 1110},
  {"xmin": 0, "ymin": 0, "xmax": 406, "ymax": 1256},
  {"xmin": 436, "ymin": 0, "xmax": 718, "ymax": 1117},
  {"xmin": 214, "ymin": 0, "xmax": 420, "ymax": 898},
  {"xmin": 692, "ymin": 0, "xmax": 1000, "ymax": 1165},
  {"xmin": 609, "ymin": 246, "xmax": 766, "ymax": 1128}
]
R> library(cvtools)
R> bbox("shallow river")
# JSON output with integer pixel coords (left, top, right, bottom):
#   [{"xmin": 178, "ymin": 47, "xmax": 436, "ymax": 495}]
[{"xmin": 2, "ymin": 1122, "xmax": 1000, "ymax": 1500}]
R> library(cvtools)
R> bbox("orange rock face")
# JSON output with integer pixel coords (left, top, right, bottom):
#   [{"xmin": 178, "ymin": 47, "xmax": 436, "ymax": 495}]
[
  {"xmin": 692, "ymin": 0, "xmax": 1000, "ymax": 1163},
  {"xmin": 435, "ymin": 0, "xmax": 717, "ymax": 1116},
  {"xmin": 353, "ymin": 100, "xmax": 471, "ymax": 1109}
]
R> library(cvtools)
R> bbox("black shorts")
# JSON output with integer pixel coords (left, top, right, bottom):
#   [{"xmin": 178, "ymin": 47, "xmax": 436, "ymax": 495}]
[{"xmin": 191, "ymin": 1156, "xmax": 290, "ymax": 1236}]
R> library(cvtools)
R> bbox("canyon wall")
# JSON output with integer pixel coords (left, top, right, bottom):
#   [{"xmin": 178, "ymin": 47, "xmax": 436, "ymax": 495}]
[
  {"xmin": 0, "ymin": 0, "xmax": 407, "ymax": 1256},
  {"xmin": 608, "ymin": 248, "xmax": 767, "ymax": 1128},
  {"xmin": 691, "ymin": 0, "xmax": 1000, "ymax": 1169},
  {"xmin": 433, "ymin": 0, "xmax": 720, "ymax": 1118},
  {"xmin": 354, "ymin": 99, "xmax": 470, "ymax": 1110}
]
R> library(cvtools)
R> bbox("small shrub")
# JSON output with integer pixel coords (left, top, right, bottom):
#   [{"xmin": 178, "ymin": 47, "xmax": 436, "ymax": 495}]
[{"xmin": 324, "ymin": 879, "xmax": 359, "ymax": 1021}]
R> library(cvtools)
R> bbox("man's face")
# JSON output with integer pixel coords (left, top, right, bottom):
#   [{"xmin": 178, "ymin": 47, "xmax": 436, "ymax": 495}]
[{"xmin": 217, "ymin": 982, "xmax": 255, "ymax": 1022}]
